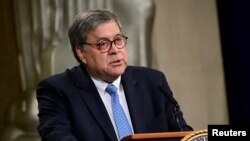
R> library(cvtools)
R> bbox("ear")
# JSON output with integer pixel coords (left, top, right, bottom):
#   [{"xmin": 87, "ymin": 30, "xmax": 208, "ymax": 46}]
[{"xmin": 75, "ymin": 46, "xmax": 87, "ymax": 64}]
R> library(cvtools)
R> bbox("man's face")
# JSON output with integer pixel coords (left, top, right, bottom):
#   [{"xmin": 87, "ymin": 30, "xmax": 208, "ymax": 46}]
[{"xmin": 76, "ymin": 20, "xmax": 128, "ymax": 82}]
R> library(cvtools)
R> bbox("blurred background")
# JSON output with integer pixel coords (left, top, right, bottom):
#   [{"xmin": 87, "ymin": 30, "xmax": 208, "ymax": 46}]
[{"xmin": 0, "ymin": 0, "xmax": 249, "ymax": 140}]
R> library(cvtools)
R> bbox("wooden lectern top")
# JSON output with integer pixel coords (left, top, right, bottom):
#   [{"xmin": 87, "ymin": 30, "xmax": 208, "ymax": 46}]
[{"xmin": 122, "ymin": 131, "xmax": 193, "ymax": 141}]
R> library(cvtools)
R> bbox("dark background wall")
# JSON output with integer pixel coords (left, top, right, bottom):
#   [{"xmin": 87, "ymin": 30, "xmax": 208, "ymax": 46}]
[
  {"xmin": 217, "ymin": 0, "xmax": 250, "ymax": 125},
  {"xmin": 0, "ymin": 0, "xmax": 21, "ymax": 129}
]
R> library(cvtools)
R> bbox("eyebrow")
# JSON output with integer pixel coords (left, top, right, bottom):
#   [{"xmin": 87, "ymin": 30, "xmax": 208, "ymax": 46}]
[{"xmin": 96, "ymin": 33, "xmax": 123, "ymax": 42}]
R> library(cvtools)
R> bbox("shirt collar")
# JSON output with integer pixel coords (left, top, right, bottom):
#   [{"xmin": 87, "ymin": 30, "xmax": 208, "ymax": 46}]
[{"xmin": 91, "ymin": 76, "xmax": 121, "ymax": 93}]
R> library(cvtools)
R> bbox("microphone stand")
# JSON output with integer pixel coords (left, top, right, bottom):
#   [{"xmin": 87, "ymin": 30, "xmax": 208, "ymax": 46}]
[{"xmin": 158, "ymin": 85, "xmax": 183, "ymax": 131}]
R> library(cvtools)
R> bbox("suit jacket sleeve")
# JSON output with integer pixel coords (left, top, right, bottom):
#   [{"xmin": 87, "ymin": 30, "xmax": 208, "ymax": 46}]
[{"xmin": 36, "ymin": 79, "xmax": 78, "ymax": 141}]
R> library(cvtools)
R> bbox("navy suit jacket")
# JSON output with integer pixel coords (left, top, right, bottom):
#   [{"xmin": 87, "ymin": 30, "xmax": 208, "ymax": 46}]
[{"xmin": 36, "ymin": 65, "xmax": 192, "ymax": 141}]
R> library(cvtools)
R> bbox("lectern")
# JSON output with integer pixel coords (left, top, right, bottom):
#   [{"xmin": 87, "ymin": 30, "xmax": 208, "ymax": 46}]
[
  {"xmin": 122, "ymin": 131, "xmax": 192, "ymax": 141},
  {"xmin": 122, "ymin": 129, "xmax": 207, "ymax": 141}
]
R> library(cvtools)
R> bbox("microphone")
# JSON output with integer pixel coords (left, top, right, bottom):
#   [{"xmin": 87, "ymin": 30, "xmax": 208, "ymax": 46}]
[{"xmin": 158, "ymin": 85, "xmax": 183, "ymax": 131}]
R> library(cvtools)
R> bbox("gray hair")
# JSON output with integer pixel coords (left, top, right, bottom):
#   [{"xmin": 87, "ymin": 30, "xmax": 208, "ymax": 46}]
[{"xmin": 68, "ymin": 9, "xmax": 122, "ymax": 63}]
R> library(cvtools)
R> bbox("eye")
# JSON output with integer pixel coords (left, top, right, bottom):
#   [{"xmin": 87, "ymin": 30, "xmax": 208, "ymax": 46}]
[
  {"xmin": 98, "ymin": 41, "xmax": 110, "ymax": 49},
  {"xmin": 114, "ymin": 37, "xmax": 123, "ymax": 45}
]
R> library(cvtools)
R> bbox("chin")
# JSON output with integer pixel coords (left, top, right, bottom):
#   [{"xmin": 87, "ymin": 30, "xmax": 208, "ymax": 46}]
[
  {"xmin": 113, "ymin": 70, "xmax": 125, "ymax": 76},
  {"xmin": 111, "ymin": 68, "xmax": 125, "ymax": 76}
]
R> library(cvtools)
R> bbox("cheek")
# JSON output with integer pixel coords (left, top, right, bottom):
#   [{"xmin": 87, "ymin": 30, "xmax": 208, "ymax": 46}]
[
  {"xmin": 85, "ymin": 50, "xmax": 107, "ymax": 64},
  {"xmin": 122, "ymin": 50, "xmax": 129, "ymax": 63},
  {"xmin": 93, "ymin": 55, "xmax": 109, "ymax": 66}
]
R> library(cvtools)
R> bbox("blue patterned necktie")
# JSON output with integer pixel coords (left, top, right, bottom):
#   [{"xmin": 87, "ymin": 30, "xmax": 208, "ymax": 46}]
[{"xmin": 105, "ymin": 84, "xmax": 132, "ymax": 140}]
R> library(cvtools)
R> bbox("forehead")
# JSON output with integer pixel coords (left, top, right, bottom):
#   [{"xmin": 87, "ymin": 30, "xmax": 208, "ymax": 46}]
[{"xmin": 87, "ymin": 20, "xmax": 121, "ymax": 39}]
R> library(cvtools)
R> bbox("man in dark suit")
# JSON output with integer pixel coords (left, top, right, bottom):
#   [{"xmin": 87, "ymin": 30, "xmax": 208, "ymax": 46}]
[{"xmin": 36, "ymin": 9, "xmax": 192, "ymax": 141}]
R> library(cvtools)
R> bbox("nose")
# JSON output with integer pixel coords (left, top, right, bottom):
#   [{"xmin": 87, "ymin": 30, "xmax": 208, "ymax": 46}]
[{"xmin": 108, "ymin": 41, "xmax": 119, "ymax": 53}]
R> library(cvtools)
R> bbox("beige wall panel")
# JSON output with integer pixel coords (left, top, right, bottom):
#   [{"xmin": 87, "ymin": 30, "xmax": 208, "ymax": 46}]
[{"xmin": 152, "ymin": 0, "xmax": 228, "ymax": 130}]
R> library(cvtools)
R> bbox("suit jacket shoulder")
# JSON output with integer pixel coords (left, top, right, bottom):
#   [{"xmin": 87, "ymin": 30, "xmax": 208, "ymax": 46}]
[{"xmin": 123, "ymin": 66, "xmax": 170, "ymax": 90}]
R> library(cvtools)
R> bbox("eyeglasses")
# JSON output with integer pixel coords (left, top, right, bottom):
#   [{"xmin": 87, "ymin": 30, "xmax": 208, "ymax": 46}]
[{"xmin": 82, "ymin": 35, "xmax": 128, "ymax": 53}]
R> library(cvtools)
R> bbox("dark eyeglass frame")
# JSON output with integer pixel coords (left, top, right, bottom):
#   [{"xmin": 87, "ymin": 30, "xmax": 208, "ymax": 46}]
[{"xmin": 82, "ymin": 35, "xmax": 128, "ymax": 53}]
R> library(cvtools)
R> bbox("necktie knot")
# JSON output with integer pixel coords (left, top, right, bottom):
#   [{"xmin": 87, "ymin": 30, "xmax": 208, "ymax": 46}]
[{"xmin": 105, "ymin": 84, "xmax": 117, "ymax": 96}]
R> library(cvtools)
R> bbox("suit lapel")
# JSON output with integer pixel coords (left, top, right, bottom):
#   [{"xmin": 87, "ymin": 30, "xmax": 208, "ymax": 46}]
[
  {"xmin": 69, "ymin": 65, "xmax": 117, "ymax": 141},
  {"xmin": 79, "ymin": 84, "xmax": 118, "ymax": 141},
  {"xmin": 121, "ymin": 68, "xmax": 145, "ymax": 133}
]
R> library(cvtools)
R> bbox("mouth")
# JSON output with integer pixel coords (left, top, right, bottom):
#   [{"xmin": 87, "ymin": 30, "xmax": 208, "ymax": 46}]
[{"xmin": 110, "ymin": 59, "xmax": 123, "ymax": 66}]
